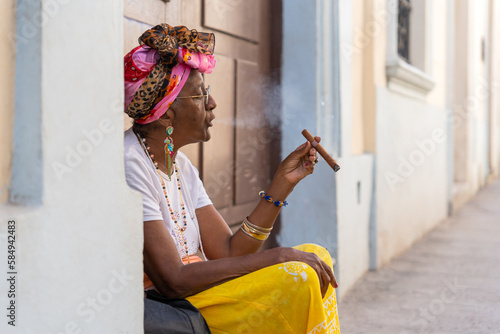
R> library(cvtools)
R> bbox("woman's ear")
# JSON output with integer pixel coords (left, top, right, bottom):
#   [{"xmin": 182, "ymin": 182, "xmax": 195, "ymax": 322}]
[{"xmin": 158, "ymin": 108, "xmax": 175, "ymax": 128}]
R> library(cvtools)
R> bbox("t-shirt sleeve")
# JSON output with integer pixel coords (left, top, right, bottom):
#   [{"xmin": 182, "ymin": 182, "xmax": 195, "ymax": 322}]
[
  {"xmin": 124, "ymin": 151, "xmax": 163, "ymax": 222},
  {"xmin": 195, "ymin": 176, "xmax": 212, "ymax": 209}
]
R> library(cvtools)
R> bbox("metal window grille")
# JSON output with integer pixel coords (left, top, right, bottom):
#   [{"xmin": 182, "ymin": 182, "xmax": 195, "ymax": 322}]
[{"xmin": 397, "ymin": 0, "xmax": 412, "ymax": 62}]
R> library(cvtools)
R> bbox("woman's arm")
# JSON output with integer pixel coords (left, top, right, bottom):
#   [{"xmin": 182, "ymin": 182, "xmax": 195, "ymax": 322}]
[
  {"xmin": 198, "ymin": 139, "xmax": 320, "ymax": 259},
  {"xmin": 146, "ymin": 137, "xmax": 337, "ymax": 298},
  {"xmin": 144, "ymin": 218, "xmax": 336, "ymax": 299}
]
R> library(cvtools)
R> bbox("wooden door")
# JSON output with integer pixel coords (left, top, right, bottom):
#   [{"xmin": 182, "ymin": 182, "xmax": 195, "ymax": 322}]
[{"xmin": 124, "ymin": 0, "xmax": 279, "ymax": 228}]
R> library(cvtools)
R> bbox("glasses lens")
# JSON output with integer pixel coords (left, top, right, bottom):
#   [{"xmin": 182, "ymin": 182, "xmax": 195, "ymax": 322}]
[{"xmin": 205, "ymin": 85, "xmax": 211, "ymax": 105}]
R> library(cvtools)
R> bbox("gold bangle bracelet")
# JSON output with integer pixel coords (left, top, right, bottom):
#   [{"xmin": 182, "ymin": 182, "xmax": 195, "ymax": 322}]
[
  {"xmin": 243, "ymin": 224, "xmax": 268, "ymax": 237},
  {"xmin": 241, "ymin": 222, "xmax": 269, "ymax": 238},
  {"xmin": 242, "ymin": 220, "xmax": 270, "ymax": 237},
  {"xmin": 240, "ymin": 223, "xmax": 269, "ymax": 241},
  {"xmin": 244, "ymin": 217, "xmax": 273, "ymax": 233},
  {"xmin": 240, "ymin": 225, "xmax": 268, "ymax": 241}
]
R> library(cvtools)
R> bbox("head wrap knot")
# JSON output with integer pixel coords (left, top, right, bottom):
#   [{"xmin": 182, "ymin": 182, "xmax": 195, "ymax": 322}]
[{"xmin": 124, "ymin": 24, "xmax": 215, "ymax": 124}]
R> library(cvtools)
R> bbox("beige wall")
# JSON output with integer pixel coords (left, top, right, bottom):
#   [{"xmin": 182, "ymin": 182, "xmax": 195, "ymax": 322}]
[
  {"xmin": 361, "ymin": 0, "xmax": 377, "ymax": 154},
  {"xmin": 372, "ymin": 0, "xmax": 387, "ymax": 88},
  {"xmin": 351, "ymin": 0, "xmax": 379, "ymax": 154},
  {"xmin": 0, "ymin": 0, "xmax": 16, "ymax": 203},
  {"xmin": 351, "ymin": 0, "xmax": 364, "ymax": 155}
]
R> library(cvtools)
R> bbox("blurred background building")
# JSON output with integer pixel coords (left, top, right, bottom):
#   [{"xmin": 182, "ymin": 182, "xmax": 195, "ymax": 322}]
[{"xmin": 0, "ymin": 0, "xmax": 498, "ymax": 331}]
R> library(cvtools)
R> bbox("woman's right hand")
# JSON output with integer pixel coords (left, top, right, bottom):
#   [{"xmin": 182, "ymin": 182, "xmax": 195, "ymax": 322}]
[
  {"xmin": 275, "ymin": 138, "xmax": 321, "ymax": 188},
  {"xmin": 271, "ymin": 247, "xmax": 338, "ymax": 298}
]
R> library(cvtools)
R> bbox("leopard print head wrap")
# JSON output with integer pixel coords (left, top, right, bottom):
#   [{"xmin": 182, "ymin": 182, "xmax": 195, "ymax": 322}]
[{"xmin": 124, "ymin": 24, "xmax": 215, "ymax": 124}]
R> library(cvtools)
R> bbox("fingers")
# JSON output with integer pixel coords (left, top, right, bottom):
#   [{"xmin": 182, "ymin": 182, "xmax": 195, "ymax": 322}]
[
  {"xmin": 307, "ymin": 147, "xmax": 319, "ymax": 169},
  {"xmin": 304, "ymin": 136, "xmax": 321, "ymax": 166},
  {"xmin": 303, "ymin": 156, "xmax": 315, "ymax": 170},
  {"xmin": 308, "ymin": 148, "xmax": 317, "ymax": 162},
  {"xmin": 320, "ymin": 269, "xmax": 329, "ymax": 298},
  {"xmin": 309, "ymin": 137, "xmax": 321, "ymax": 165},
  {"xmin": 292, "ymin": 251, "xmax": 338, "ymax": 299},
  {"xmin": 297, "ymin": 136, "xmax": 321, "ymax": 155},
  {"xmin": 317, "ymin": 261, "xmax": 337, "ymax": 298},
  {"xmin": 322, "ymin": 261, "xmax": 338, "ymax": 289},
  {"xmin": 309, "ymin": 261, "xmax": 327, "ymax": 298},
  {"xmin": 300, "ymin": 142, "xmax": 316, "ymax": 169},
  {"xmin": 295, "ymin": 140, "xmax": 320, "ymax": 164},
  {"xmin": 295, "ymin": 141, "xmax": 311, "ymax": 153},
  {"xmin": 308, "ymin": 257, "xmax": 334, "ymax": 298}
]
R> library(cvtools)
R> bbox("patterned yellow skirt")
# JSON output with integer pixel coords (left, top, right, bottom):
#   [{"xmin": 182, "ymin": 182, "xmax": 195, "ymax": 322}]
[{"xmin": 187, "ymin": 244, "xmax": 341, "ymax": 334}]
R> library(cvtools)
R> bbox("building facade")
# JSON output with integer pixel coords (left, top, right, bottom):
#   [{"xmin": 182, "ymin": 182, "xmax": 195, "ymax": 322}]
[
  {"xmin": 0, "ymin": 0, "xmax": 499, "ymax": 331},
  {"xmin": 280, "ymin": 0, "xmax": 500, "ymax": 297}
]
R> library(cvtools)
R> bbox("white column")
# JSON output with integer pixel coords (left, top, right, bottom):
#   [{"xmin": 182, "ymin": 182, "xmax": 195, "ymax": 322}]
[{"xmin": 0, "ymin": 1, "xmax": 143, "ymax": 332}]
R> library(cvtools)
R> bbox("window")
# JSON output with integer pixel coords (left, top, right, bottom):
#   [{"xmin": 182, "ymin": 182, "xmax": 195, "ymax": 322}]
[
  {"xmin": 397, "ymin": 0, "xmax": 412, "ymax": 62},
  {"xmin": 386, "ymin": 0, "xmax": 434, "ymax": 96}
]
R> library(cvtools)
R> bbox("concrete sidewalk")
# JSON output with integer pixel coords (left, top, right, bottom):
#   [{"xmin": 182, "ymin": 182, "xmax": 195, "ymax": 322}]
[{"xmin": 338, "ymin": 178, "xmax": 500, "ymax": 334}]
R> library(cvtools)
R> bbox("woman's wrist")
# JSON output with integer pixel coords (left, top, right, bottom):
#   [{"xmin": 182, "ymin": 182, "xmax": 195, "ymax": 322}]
[
  {"xmin": 265, "ymin": 247, "xmax": 292, "ymax": 265},
  {"xmin": 267, "ymin": 172, "xmax": 295, "ymax": 200},
  {"xmin": 244, "ymin": 173, "xmax": 295, "ymax": 238}
]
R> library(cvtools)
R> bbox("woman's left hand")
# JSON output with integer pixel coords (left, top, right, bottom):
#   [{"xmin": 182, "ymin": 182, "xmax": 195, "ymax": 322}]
[{"xmin": 276, "ymin": 137, "xmax": 321, "ymax": 187}]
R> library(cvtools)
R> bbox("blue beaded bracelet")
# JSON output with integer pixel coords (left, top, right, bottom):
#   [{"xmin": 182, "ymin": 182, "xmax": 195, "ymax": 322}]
[{"xmin": 259, "ymin": 191, "xmax": 288, "ymax": 207}]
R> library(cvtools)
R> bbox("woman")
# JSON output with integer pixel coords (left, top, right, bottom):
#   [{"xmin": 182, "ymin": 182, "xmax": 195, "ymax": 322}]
[{"xmin": 124, "ymin": 24, "xmax": 341, "ymax": 333}]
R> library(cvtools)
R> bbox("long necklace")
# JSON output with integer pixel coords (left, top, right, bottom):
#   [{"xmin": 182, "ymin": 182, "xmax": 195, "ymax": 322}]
[{"xmin": 135, "ymin": 132, "xmax": 191, "ymax": 262}]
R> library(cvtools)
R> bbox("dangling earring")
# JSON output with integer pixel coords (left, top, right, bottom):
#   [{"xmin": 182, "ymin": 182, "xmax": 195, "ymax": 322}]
[{"xmin": 164, "ymin": 126, "xmax": 174, "ymax": 180}]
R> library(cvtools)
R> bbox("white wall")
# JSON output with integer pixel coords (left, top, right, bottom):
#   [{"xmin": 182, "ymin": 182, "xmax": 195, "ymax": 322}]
[
  {"xmin": 451, "ymin": 0, "xmax": 495, "ymax": 209},
  {"xmin": 468, "ymin": 0, "xmax": 490, "ymax": 189},
  {"xmin": 373, "ymin": 0, "xmax": 450, "ymax": 266},
  {"xmin": 375, "ymin": 88, "xmax": 448, "ymax": 265},
  {"xmin": 0, "ymin": 1, "xmax": 143, "ymax": 332},
  {"xmin": 336, "ymin": 154, "xmax": 374, "ymax": 296}
]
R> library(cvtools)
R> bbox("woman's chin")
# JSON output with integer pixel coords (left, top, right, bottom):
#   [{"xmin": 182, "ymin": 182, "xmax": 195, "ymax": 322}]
[
  {"xmin": 204, "ymin": 128, "xmax": 212, "ymax": 141},
  {"xmin": 204, "ymin": 132, "xmax": 212, "ymax": 142},
  {"xmin": 195, "ymin": 133, "xmax": 211, "ymax": 143}
]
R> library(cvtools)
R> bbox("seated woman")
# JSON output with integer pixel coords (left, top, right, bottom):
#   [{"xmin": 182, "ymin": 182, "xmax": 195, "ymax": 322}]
[{"xmin": 124, "ymin": 24, "xmax": 341, "ymax": 333}]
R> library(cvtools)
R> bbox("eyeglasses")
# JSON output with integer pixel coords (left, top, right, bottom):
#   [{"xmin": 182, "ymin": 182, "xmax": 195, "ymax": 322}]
[{"xmin": 176, "ymin": 85, "xmax": 211, "ymax": 106}]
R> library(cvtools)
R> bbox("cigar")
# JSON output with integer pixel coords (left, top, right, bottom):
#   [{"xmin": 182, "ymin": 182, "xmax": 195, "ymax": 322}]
[{"xmin": 302, "ymin": 129, "xmax": 341, "ymax": 172}]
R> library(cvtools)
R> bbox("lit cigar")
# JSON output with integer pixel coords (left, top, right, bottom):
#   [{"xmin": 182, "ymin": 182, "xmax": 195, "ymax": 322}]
[{"xmin": 302, "ymin": 129, "xmax": 341, "ymax": 172}]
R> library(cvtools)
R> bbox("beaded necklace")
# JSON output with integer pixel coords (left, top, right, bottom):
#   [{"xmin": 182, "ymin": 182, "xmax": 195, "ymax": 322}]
[{"xmin": 135, "ymin": 132, "xmax": 191, "ymax": 263}]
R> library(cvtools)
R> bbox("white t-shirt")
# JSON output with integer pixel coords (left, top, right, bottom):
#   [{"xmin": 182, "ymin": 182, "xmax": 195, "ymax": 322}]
[{"xmin": 124, "ymin": 128, "xmax": 212, "ymax": 260}]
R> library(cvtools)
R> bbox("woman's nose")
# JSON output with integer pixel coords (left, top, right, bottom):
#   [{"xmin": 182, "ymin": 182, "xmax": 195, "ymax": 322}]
[{"xmin": 206, "ymin": 94, "xmax": 217, "ymax": 111}]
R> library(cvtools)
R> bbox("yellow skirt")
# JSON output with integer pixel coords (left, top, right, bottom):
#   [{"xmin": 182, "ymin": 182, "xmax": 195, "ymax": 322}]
[{"xmin": 187, "ymin": 244, "xmax": 341, "ymax": 334}]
